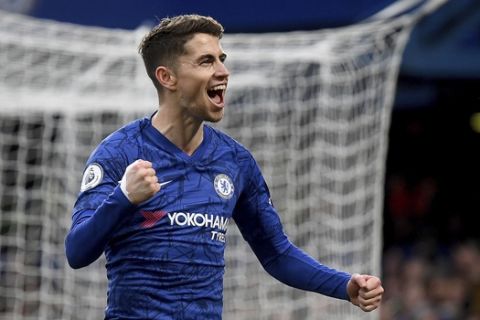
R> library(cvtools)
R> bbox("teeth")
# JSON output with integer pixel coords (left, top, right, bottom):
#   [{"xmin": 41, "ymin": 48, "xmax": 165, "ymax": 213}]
[{"xmin": 209, "ymin": 84, "xmax": 226, "ymax": 91}]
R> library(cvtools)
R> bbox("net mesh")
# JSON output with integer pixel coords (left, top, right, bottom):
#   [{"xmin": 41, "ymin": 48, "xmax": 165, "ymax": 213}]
[{"xmin": 0, "ymin": 2, "xmax": 445, "ymax": 319}]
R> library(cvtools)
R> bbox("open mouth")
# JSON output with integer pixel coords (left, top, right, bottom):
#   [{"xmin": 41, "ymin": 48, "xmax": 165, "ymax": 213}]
[{"xmin": 207, "ymin": 84, "xmax": 226, "ymax": 105}]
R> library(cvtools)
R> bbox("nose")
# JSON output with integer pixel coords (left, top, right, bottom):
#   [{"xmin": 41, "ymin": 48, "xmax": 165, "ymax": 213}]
[{"xmin": 215, "ymin": 61, "xmax": 230, "ymax": 79}]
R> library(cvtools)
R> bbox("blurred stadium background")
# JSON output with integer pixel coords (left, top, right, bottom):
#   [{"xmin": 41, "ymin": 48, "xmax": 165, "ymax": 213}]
[{"xmin": 1, "ymin": 0, "xmax": 479, "ymax": 319}]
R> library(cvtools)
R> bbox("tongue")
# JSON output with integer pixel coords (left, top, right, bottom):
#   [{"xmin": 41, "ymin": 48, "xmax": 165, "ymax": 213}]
[{"xmin": 211, "ymin": 92, "xmax": 222, "ymax": 104}]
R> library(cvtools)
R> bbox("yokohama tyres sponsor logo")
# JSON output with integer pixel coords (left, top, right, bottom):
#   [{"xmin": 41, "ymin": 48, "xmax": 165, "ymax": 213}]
[{"xmin": 167, "ymin": 212, "xmax": 228, "ymax": 242}]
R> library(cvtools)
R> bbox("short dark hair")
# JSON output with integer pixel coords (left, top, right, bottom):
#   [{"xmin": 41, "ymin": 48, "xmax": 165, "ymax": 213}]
[{"xmin": 138, "ymin": 14, "xmax": 224, "ymax": 90}]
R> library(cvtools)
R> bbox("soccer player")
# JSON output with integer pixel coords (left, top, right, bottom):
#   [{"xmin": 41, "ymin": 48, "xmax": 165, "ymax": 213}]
[{"xmin": 65, "ymin": 14, "xmax": 384, "ymax": 319}]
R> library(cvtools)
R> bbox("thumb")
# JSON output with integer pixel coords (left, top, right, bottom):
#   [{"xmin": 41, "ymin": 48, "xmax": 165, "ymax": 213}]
[
  {"xmin": 365, "ymin": 276, "xmax": 381, "ymax": 291},
  {"xmin": 351, "ymin": 273, "xmax": 368, "ymax": 289},
  {"xmin": 347, "ymin": 274, "xmax": 366, "ymax": 305}
]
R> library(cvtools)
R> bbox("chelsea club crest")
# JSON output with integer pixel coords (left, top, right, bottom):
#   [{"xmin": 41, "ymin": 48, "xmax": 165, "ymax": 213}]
[{"xmin": 214, "ymin": 174, "xmax": 234, "ymax": 199}]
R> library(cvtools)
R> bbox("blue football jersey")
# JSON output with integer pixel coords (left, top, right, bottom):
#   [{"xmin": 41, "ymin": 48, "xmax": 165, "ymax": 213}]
[
  {"xmin": 71, "ymin": 116, "xmax": 291, "ymax": 319},
  {"xmin": 69, "ymin": 115, "xmax": 351, "ymax": 319}
]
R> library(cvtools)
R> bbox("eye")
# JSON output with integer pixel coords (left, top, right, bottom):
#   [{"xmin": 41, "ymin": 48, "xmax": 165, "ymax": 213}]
[{"xmin": 200, "ymin": 57, "xmax": 214, "ymax": 66}]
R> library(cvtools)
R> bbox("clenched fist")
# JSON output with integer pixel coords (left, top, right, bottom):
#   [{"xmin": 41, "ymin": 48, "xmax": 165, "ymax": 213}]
[
  {"xmin": 347, "ymin": 273, "xmax": 384, "ymax": 312},
  {"xmin": 120, "ymin": 159, "xmax": 161, "ymax": 205}
]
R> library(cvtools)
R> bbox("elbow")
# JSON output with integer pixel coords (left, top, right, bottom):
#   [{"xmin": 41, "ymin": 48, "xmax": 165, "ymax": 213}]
[
  {"xmin": 66, "ymin": 250, "xmax": 87, "ymax": 269},
  {"xmin": 66, "ymin": 257, "xmax": 85, "ymax": 270},
  {"xmin": 64, "ymin": 214, "xmax": 108, "ymax": 269},
  {"xmin": 65, "ymin": 233, "xmax": 88, "ymax": 269}
]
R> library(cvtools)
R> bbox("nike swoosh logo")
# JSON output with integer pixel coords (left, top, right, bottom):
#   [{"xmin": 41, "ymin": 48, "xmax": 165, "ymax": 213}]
[
  {"xmin": 159, "ymin": 180, "xmax": 173, "ymax": 187},
  {"xmin": 118, "ymin": 180, "xmax": 173, "ymax": 187}
]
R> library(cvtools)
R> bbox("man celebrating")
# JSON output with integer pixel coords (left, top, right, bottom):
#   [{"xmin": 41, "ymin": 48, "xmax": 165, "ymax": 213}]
[{"xmin": 65, "ymin": 14, "xmax": 383, "ymax": 319}]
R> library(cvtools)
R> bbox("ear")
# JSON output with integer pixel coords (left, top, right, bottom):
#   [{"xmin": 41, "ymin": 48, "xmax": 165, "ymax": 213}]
[{"xmin": 155, "ymin": 66, "xmax": 177, "ymax": 90}]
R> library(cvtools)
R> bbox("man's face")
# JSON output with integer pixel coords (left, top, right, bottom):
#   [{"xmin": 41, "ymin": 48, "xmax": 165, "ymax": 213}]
[{"xmin": 173, "ymin": 33, "xmax": 230, "ymax": 123}]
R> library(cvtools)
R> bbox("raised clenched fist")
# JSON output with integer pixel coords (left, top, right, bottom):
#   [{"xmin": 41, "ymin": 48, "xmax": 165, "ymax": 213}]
[
  {"xmin": 120, "ymin": 159, "xmax": 161, "ymax": 205},
  {"xmin": 347, "ymin": 273, "xmax": 384, "ymax": 312}
]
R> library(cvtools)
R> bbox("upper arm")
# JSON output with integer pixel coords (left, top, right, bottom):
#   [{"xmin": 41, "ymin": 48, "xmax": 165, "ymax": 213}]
[
  {"xmin": 72, "ymin": 138, "xmax": 132, "ymax": 224},
  {"xmin": 233, "ymin": 155, "xmax": 290, "ymax": 265}
]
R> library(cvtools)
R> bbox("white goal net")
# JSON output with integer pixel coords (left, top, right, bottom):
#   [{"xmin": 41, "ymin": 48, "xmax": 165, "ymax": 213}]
[{"xmin": 0, "ymin": 1, "xmax": 446, "ymax": 319}]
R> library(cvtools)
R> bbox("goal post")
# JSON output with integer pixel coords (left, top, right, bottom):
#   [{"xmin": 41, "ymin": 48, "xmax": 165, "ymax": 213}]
[{"xmin": 0, "ymin": 1, "xmax": 447, "ymax": 319}]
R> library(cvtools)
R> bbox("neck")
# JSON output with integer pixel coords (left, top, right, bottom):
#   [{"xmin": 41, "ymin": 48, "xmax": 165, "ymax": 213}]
[{"xmin": 152, "ymin": 107, "xmax": 204, "ymax": 156}]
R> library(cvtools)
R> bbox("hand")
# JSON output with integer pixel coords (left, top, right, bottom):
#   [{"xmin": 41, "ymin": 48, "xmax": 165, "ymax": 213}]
[
  {"xmin": 120, "ymin": 159, "xmax": 161, "ymax": 204},
  {"xmin": 347, "ymin": 273, "xmax": 384, "ymax": 312}
]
